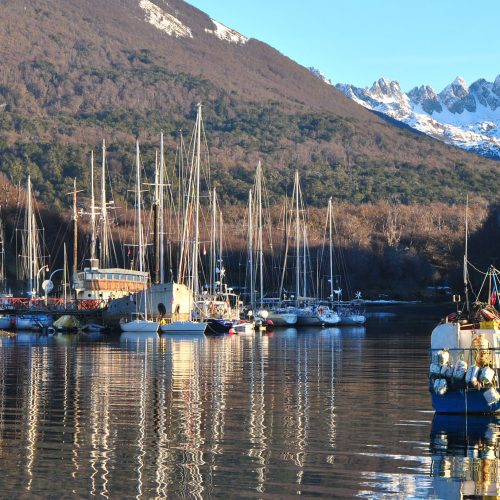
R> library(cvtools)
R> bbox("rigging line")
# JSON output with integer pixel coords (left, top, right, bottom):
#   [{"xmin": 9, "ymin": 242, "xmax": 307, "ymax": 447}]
[{"xmin": 467, "ymin": 260, "xmax": 491, "ymax": 276}]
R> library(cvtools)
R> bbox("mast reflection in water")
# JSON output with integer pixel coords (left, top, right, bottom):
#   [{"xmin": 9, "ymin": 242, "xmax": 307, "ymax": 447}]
[{"xmin": 0, "ymin": 307, "xmax": 479, "ymax": 497}]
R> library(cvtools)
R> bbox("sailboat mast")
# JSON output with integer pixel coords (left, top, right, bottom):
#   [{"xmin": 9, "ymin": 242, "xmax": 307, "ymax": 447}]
[
  {"xmin": 295, "ymin": 170, "xmax": 300, "ymax": 303},
  {"xmin": 211, "ymin": 188, "xmax": 216, "ymax": 295},
  {"xmin": 328, "ymin": 198, "xmax": 334, "ymax": 305},
  {"xmin": 90, "ymin": 150, "xmax": 96, "ymax": 264},
  {"xmin": 27, "ymin": 176, "xmax": 34, "ymax": 297},
  {"xmin": 249, "ymin": 189, "xmax": 254, "ymax": 307},
  {"xmin": 100, "ymin": 140, "xmax": 108, "ymax": 268},
  {"xmin": 219, "ymin": 209, "xmax": 223, "ymax": 293},
  {"xmin": 153, "ymin": 150, "xmax": 160, "ymax": 284},
  {"xmin": 303, "ymin": 224, "xmax": 307, "ymax": 298},
  {"xmin": 136, "ymin": 140, "xmax": 147, "ymax": 320},
  {"xmin": 257, "ymin": 162, "xmax": 264, "ymax": 309},
  {"xmin": 159, "ymin": 131, "xmax": 165, "ymax": 284},
  {"xmin": 192, "ymin": 104, "xmax": 202, "ymax": 297},
  {"xmin": 72, "ymin": 178, "xmax": 78, "ymax": 280}
]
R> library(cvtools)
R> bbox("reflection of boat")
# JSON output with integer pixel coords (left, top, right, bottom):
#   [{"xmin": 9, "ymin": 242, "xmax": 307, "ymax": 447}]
[
  {"xmin": 14, "ymin": 332, "xmax": 54, "ymax": 345},
  {"xmin": 160, "ymin": 320, "xmax": 206, "ymax": 335},
  {"xmin": 339, "ymin": 326, "xmax": 366, "ymax": 336},
  {"xmin": 431, "ymin": 414, "xmax": 500, "ymax": 498},
  {"xmin": 81, "ymin": 323, "xmax": 109, "ymax": 333},
  {"xmin": 120, "ymin": 332, "xmax": 159, "ymax": 344}
]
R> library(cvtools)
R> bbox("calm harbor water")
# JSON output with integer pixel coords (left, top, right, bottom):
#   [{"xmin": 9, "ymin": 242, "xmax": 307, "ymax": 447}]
[{"xmin": 0, "ymin": 305, "xmax": 495, "ymax": 498}]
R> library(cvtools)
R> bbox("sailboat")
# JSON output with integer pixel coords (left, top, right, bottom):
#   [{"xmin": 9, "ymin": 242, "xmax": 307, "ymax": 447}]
[
  {"xmin": 284, "ymin": 171, "xmax": 339, "ymax": 327},
  {"xmin": 15, "ymin": 176, "xmax": 53, "ymax": 331},
  {"xmin": 248, "ymin": 161, "xmax": 296, "ymax": 327},
  {"xmin": 160, "ymin": 104, "xmax": 206, "ymax": 335},
  {"xmin": 323, "ymin": 198, "xmax": 365, "ymax": 326},
  {"xmin": 119, "ymin": 141, "xmax": 159, "ymax": 333},
  {"xmin": 185, "ymin": 186, "xmax": 237, "ymax": 335}
]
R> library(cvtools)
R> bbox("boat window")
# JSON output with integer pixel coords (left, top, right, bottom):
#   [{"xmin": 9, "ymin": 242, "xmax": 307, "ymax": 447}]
[
  {"xmin": 114, "ymin": 274, "xmax": 119, "ymax": 280},
  {"xmin": 107, "ymin": 274, "xmax": 112, "ymax": 280},
  {"xmin": 85, "ymin": 273, "xmax": 92, "ymax": 280},
  {"xmin": 121, "ymin": 274, "xmax": 126, "ymax": 280}
]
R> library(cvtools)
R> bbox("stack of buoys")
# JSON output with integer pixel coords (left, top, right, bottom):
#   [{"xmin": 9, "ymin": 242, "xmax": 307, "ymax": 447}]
[
  {"xmin": 429, "ymin": 349, "xmax": 470, "ymax": 395},
  {"xmin": 466, "ymin": 334, "xmax": 500, "ymax": 405}
]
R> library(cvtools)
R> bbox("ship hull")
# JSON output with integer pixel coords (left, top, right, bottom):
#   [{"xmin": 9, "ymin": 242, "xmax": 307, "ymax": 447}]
[{"xmin": 160, "ymin": 321, "xmax": 206, "ymax": 334}]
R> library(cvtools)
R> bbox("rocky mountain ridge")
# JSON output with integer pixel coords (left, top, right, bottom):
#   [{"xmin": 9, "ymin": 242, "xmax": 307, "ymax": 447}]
[{"xmin": 335, "ymin": 75, "xmax": 500, "ymax": 159}]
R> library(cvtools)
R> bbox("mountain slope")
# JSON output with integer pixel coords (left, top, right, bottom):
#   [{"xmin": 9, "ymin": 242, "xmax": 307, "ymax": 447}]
[
  {"xmin": 336, "ymin": 76, "xmax": 500, "ymax": 159},
  {"xmin": 0, "ymin": 0, "xmax": 498, "ymax": 208}
]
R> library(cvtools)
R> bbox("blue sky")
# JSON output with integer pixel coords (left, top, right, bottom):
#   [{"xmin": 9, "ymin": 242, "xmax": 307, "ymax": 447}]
[{"xmin": 188, "ymin": 0, "xmax": 500, "ymax": 92}]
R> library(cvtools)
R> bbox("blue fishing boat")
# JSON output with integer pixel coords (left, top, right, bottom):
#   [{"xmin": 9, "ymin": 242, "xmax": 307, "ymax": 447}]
[{"xmin": 429, "ymin": 265, "xmax": 500, "ymax": 414}]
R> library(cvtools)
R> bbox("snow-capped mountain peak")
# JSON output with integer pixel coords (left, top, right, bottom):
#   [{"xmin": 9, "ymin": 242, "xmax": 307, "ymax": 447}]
[{"xmin": 336, "ymin": 75, "xmax": 500, "ymax": 159}]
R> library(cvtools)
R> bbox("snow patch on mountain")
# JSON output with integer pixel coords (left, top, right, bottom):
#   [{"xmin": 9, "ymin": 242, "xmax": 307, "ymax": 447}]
[
  {"xmin": 336, "ymin": 76, "xmax": 500, "ymax": 159},
  {"xmin": 205, "ymin": 19, "xmax": 248, "ymax": 44},
  {"xmin": 307, "ymin": 67, "xmax": 332, "ymax": 85},
  {"xmin": 139, "ymin": 0, "xmax": 192, "ymax": 39}
]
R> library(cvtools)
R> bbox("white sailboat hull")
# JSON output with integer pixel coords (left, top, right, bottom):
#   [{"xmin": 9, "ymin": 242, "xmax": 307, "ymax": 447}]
[
  {"xmin": 317, "ymin": 310, "xmax": 341, "ymax": 326},
  {"xmin": 160, "ymin": 321, "xmax": 206, "ymax": 334},
  {"xmin": 119, "ymin": 320, "xmax": 159, "ymax": 333},
  {"xmin": 267, "ymin": 312, "xmax": 297, "ymax": 326},
  {"xmin": 296, "ymin": 309, "xmax": 323, "ymax": 326}
]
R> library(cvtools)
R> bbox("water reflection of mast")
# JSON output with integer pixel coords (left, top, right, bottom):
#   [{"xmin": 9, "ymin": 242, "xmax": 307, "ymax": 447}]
[
  {"xmin": 156, "ymin": 337, "xmax": 174, "ymax": 498},
  {"xmin": 0, "ymin": 345, "xmax": 5, "ymax": 454},
  {"xmin": 248, "ymin": 335, "xmax": 270, "ymax": 494},
  {"xmin": 282, "ymin": 334, "xmax": 309, "ymax": 490},
  {"xmin": 171, "ymin": 338, "xmax": 204, "ymax": 497},
  {"xmin": 296, "ymin": 337, "xmax": 309, "ymax": 487},
  {"xmin": 23, "ymin": 347, "xmax": 47, "ymax": 491},
  {"xmin": 327, "ymin": 333, "xmax": 337, "ymax": 456},
  {"xmin": 89, "ymin": 345, "xmax": 112, "ymax": 498},
  {"xmin": 136, "ymin": 341, "xmax": 148, "ymax": 499}
]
